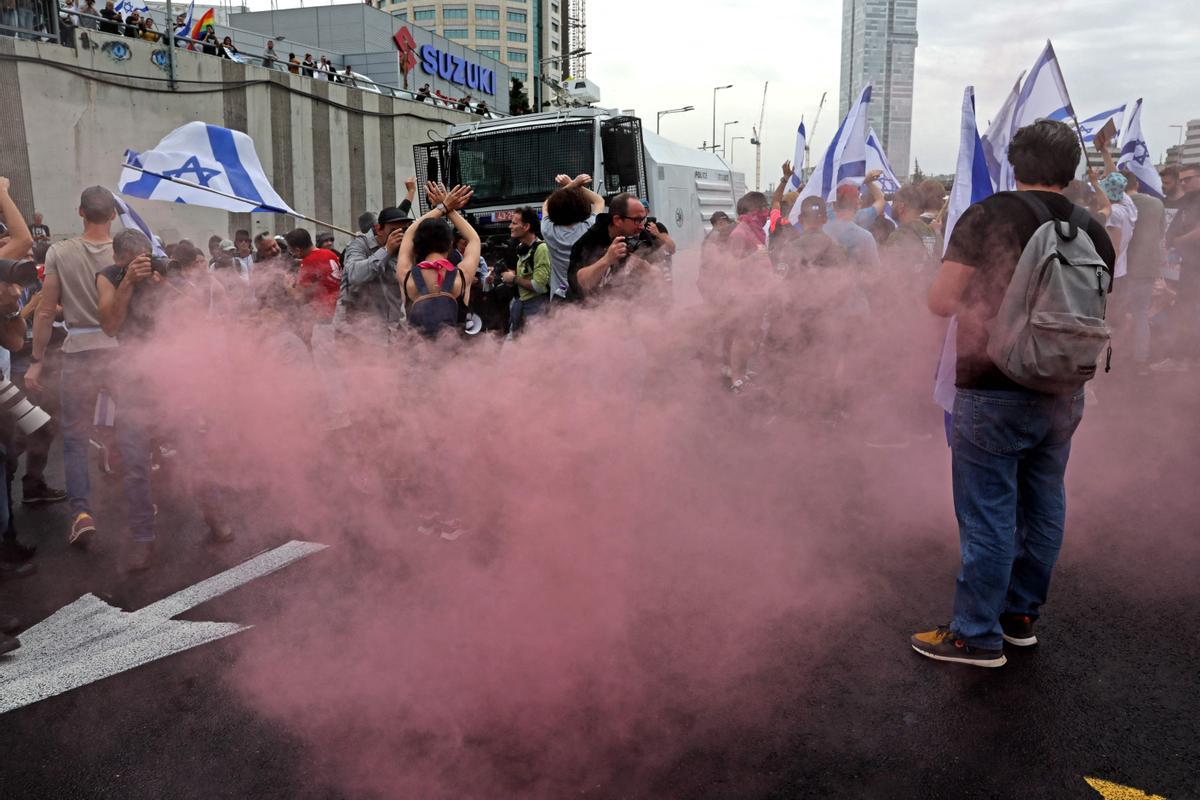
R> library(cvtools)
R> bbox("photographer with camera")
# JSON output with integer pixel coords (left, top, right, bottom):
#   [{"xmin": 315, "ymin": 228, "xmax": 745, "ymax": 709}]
[
  {"xmin": 334, "ymin": 204, "xmax": 414, "ymax": 347},
  {"xmin": 26, "ymin": 187, "xmax": 123, "ymax": 549},
  {"xmin": 567, "ymin": 193, "xmax": 664, "ymax": 301}
]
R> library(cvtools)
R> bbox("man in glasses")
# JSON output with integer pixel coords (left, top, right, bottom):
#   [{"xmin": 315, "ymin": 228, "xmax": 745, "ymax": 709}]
[
  {"xmin": 567, "ymin": 193, "xmax": 661, "ymax": 300},
  {"xmin": 1160, "ymin": 164, "xmax": 1200, "ymax": 371}
]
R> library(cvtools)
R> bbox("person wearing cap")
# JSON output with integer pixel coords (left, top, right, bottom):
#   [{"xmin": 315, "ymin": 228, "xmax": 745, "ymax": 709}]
[
  {"xmin": 824, "ymin": 182, "xmax": 881, "ymax": 270},
  {"xmin": 698, "ymin": 210, "xmax": 735, "ymax": 304},
  {"xmin": 882, "ymin": 184, "xmax": 941, "ymax": 276},
  {"xmin": 316, "ymin": 232, "xmax": 336, "ymax": 251},
  {"xmin": 334, "ymin": 200, "xmax": 415, "ymax": 346},
  {"xmin": 790, "ymin": 195, "xmax": 846, "ymax": 270}
]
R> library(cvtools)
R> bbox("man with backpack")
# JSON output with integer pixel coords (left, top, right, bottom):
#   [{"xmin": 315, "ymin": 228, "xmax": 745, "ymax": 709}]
[
  {"xmin": 498, "ymin": 206, "xmax": 550, "ymax": 335},
  {"xmin": 914, "ymin": 120, "xmax": 1116, "ymax": 668}
]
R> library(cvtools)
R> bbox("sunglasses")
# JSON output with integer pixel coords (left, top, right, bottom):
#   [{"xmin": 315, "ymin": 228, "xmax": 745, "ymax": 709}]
[{"xmin": 619, "ymin": 215, "xmax": 647, "ymax": 225}]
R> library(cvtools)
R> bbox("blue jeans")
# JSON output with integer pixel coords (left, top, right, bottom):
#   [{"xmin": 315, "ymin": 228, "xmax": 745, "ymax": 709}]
[
  {"xmin": 60, "ymin": 351, "xmax": 156, "ymax": 542},
  {"xmin": 950, "ymin": 388, "xmax": 1085, "ymax": 649}
]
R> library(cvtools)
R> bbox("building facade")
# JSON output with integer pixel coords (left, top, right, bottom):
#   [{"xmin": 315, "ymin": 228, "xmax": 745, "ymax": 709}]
[
  {"xmin": 373, "ymin": 0, "xmax": 581, "ymax": 108},
  {"xmin": 1182, "ymin": 119, "xmax": 1200, "ymax": 166},
  {"xmin": 839, "ymin": 0, "xmax": 917, "ymax": 178}
]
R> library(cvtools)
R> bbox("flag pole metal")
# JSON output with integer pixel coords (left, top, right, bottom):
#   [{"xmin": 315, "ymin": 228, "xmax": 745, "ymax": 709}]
[
  {"xmin": 119, "ymin": 163, "xmax": 357, "ymax": 236},
  {"xmin": 165, "ymin": 0, "xmax": 176, "ymax": 90}
]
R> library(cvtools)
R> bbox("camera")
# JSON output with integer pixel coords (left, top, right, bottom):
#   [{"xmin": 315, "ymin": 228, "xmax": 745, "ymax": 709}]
[
  {"xmin": 150, "ymin": 256, "xmax": 172, "ymax": 275},
  {"xmin": 0, "ymin": 258, "xmax": 41, "ymax": 288},
  {"xmin": 622, "ymin": 236, "xmax": 643, "ymax": 255},
  {"xmin": 0, "ymin": 378, "xmax": 51, "ymax": 435}
]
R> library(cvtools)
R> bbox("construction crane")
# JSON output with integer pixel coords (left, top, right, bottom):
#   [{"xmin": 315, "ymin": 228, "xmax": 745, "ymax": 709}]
[
  {"xmin": 804, "ymin": 91, "xmax": 828, "ymax": 180},
  {"xmin": 750, "ymin": 82, "xmax": 768, "ymax": 190}
]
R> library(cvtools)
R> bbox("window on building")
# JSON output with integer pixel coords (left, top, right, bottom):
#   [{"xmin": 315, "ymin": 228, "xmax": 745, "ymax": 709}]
[
  {"xmin": 475, "ymin": 27, "xmax": 500, "ymax": 39},
  {"xmin": 443, "ymin": 7, "xmax": 468, "ymax": 18},
  {"xmin": 478, "ymin": 48, "xmax": 501, "ymax": 59},
  {"xmin": 395, "ymin": 10, "xmax": 407, "ymax": 19},
  {"xmin": 444, "ymin": 28, "xmax": 468, "ymax": 38},
  {"xmin": 476, "ymin": 6, "xmax": 500, "ymax": 19},
  {"xmin": 551, "ymin": 21, "xmax": 559, "ymax": 32},
  {"xmin": 413, "ymin": 8, "xmax": 435, "ymax": 20},
  {"xmin": 506, "ymin": 10, "xmax": 526, "ymax": 22},
  {"xmin": 552, "ymin": 2, "xmax": 559, "ymax": 11},
  {"xmin": 507, "ymin": 30, "xmax": 526, "ymax": 41},
  {"xmin": 511, "ymin": 71, "xmax": 526, "ymax": 81},
  {"xmin": 552, "ymin": 40, "xmax": 558, "ymax": 50},
  {"xmin": 507, "ymin": 49, "xmax": 527, "ymax": 62}
]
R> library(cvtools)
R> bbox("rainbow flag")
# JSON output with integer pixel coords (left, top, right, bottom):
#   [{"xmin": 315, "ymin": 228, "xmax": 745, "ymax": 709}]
[{"xmin": 189, "ymin": 7, "xmax": 214, "ymax": 38}]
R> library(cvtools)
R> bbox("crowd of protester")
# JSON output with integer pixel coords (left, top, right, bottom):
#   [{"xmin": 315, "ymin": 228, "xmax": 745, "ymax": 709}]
[{"xmin": 0, "ymin": 119, "xmax": 1197, "ymax": 661}]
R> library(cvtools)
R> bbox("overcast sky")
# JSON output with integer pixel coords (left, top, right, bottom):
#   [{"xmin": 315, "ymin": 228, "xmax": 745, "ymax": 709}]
[
  {"xmin": 588, "ymin": 0, "xmax": 1200, "ymax": 184},
  {"xmin": 245, "ymin": 0, "xmax": 1198, "ymax": 185}
]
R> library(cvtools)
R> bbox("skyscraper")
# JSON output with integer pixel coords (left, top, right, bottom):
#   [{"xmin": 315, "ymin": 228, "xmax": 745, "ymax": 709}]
[{"xmin": 839, "ymin": 0, "xmax": 918, "ymax": 177}]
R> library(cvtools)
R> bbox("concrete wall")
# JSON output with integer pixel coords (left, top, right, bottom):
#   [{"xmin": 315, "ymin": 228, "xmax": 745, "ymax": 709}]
[{"xmin": 0, "ymin": 31, "xmax": 477, "ymax": 245}]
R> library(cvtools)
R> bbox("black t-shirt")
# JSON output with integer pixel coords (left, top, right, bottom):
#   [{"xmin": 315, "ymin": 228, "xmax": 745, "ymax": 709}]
[
  {"xmin": 97, "ymin": 264, "xmax": 167, "ymax": 341},
  {"xmin": 567, "ymin": 213, "xmax": 617, "ymax": 299},
  {"xmin": 1166, "ymin": 190, "xmax": 1200, "ymax": 276},
  {"xmin": 944, "ymin": 190, "xmax": 1116, "ymax": 390},
  {"xmin": 30, "ymin": 224, "xmax": 50, "ymax": 239}
]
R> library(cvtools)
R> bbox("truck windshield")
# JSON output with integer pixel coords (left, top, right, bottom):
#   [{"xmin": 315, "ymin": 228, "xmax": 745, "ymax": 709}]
[{"xmin": 449, "ymin": 122, "xmax": 595, "ymax": 208}]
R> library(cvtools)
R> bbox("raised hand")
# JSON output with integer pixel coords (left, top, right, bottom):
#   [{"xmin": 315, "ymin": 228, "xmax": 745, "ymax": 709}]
[
  {"xmin": 443, "ymin": 185, "xmax": 474, "ymax": 212},
  {"xmin": 555, "ymin": 174, "xmax": 572, "ymax": 187}
]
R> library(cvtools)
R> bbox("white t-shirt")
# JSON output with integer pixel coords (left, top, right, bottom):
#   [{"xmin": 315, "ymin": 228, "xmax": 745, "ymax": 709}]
[
  {"xmin": 541, "ymin": 213, "xmax": 596, "ymax": 299},
  {"xmin": 1106, "ymin": 194, "xmax": 1138, "ymax": 279}
]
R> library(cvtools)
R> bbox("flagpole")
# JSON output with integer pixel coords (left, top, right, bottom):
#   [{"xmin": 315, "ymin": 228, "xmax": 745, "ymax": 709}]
[
  {"xmin": 1043, "ymin": 41, "xmax": 1091, "ymax": 169},
  {"xmin": 119, "ymin": 163, "xmax": 357, "ymax": 236}
]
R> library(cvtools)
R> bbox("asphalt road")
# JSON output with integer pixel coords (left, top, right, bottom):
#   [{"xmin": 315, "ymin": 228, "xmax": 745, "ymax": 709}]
[{"xmin": 0, "ymin": 369, "xmax": 1196, "ymax": 800}]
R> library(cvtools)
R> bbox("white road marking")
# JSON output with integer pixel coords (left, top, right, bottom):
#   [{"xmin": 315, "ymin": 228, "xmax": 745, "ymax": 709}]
[{"xmin": 0, "ymin": 540, "xmax": 327, "ymax": 715}]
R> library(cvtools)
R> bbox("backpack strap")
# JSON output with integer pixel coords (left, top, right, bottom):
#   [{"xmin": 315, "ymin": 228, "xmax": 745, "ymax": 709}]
[
  {"xmin": 439, "ymin": 267, "xmax": 460, "ymax": 293},
  {"xmin": 1067, "ymin": 205, "xmax": 1095, "ymax": 240},
  {"xmin": 408, "ymin": 263, "xmax": 431, "ymax": 296}
]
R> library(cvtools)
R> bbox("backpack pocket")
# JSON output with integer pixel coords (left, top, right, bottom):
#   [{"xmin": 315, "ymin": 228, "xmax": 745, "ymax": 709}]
[{"xmin": 1020, "ymin": 310, "xmax": 1110, "ymax": 387}]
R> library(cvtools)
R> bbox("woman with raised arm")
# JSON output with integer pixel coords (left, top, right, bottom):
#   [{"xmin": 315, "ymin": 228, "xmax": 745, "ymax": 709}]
[{"xmin": 396, "ymin": 182, "xmax": 478, "ymax": 337}]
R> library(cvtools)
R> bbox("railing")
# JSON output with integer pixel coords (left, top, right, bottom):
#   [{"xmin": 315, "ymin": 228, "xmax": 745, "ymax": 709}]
[{"xmin": 18, "ymin": 6, "xmax": 508, "ymax": 118}]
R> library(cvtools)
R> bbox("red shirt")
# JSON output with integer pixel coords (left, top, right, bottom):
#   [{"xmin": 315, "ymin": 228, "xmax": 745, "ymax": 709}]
[{"xmin": 297, "ymin": 248, "xmax": 341, "ymax": 317}]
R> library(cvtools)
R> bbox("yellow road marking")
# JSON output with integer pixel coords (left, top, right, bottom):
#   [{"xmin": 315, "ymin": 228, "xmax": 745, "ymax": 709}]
[{"xmin": 1085, "ymin": 777, "xmax": 1167, "ymax": 800}]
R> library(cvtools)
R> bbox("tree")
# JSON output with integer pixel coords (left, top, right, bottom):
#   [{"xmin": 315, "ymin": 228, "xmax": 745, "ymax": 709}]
[{"xmin": 509, "ymin": 77, "xmax": 531, "ymax": 116}]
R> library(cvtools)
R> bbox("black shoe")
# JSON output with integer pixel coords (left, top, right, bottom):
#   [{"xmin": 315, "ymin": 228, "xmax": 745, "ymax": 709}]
[
  {"xmin": 0, "ymin": 560, "xmax": 37, "ymax": 581},
  {"xmin": 125, "ymin": 540, "xmax": 156, "ymax": 573},
  {"xmin": 911, "ymin": 625, "xmax": 1007, "ymax": 668},
  {"xmin": 0, "ymin": 539, "xmax": 37, "ymax": 563},
  {"xmin": 0, "ymin": 632, "xmax": 19, "ymax": 656},
  {"xmin": 0, "ymin": 616, "xmax": 21, "ymax": 635},
  {"xmin": 22, "ymin": 481, "xmax": 68, "ymax": 505},
  {"xmin": 1000, "ymin": 613, "xmax": 1038, "ymax": 647}
]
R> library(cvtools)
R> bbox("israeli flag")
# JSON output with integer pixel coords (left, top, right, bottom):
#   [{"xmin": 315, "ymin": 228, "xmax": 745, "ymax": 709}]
[
  {"xmin": 174, "ymin": 0, "xmax": 194, "ymax": 36},
  {"xmin": 1118, "ymin": 98, "xmax": 1164, "ymax": 200},
  {"xmin": 788, "ymin": 121, "xmax": 806, "ymax": 190},
  {"xmin": 981, "ymin": 75, "xmax": 1023, "ymax": 189},
  {"xmin": 113, "ymin": 194, "xmax": 166, "ymax": 258},
  {"xmin": 791, "ymin": 84, "xmax": 872, "ymax": 220},
  {"xmin": 998, "ymin": 41, "xmax": 1075, "ymax": 191},
  {"xmin": 1077, "ymin": 104, "xmax": 1126, "ymax": 145},
  {"xmin": 114, "ymin": 0, "xmax": 149, "ymax": 15},
  {"xmin": 119, "ymin": 122, "xmax": 297, "ymax": 215},
  {"xmin": 866, "ymin": 128, "xmax": 903, "ymax": 194},
  {"xmin": 934, "ymin": 87, "xmax": 995, "ymax": 416}
]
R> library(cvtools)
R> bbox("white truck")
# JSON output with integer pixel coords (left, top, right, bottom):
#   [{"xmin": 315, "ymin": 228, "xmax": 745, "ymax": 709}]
[{"xmin": 413, "ymin": 107, "xmax": 745, "ymax": 250}]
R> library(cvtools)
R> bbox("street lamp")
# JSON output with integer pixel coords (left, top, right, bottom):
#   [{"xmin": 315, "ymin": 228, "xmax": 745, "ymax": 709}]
[
  {"xmin": 1170, "ymin": 124, "xmax": 1185, "ymax": 146},
  {"xmin": 656, "ymin": 105, "xmax": 695, "ymax": 135},
  {"xmin": 722, "ymin": 120, "xmax": 738, "ymax": 157},
  {"xmin": 729, "ymin": 136, "xmax": 745, "ymax": 165},
  {"xmin": 712, "ymin": 84, "xmax": 733, "ymax": 154}
]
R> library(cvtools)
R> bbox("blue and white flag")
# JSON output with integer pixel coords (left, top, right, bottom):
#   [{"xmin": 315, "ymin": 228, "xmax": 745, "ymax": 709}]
[
  {"xmin": 113, "ymin": 0, "xmax": 149, "ymax": 15},
  {"xmin": 174, "ymin": 0, "xmax": 194, "ymax": 36},
  {"xmin": 788, "ymin": 121, "xmax": 806, "ymax": 190},
  {"xmin": 998, "ymin": 41, "xmax": 1075, "ymax": 190},
  {"xmin": 119, "ymin": 122, "xmax": 296, "ymax": 215},
  {"xmin": 1118, "ymin": 98, "xmax": 1164, "ymax": 200},
  {"xmin": 981, "ymin": 75, "xmax": 1023, "ymax": 189},
  {"xmin": 113, "ymin": 194, "xmax": 166, "ymax": 258},
  {"xmin": 1077, "ymin": 104, "xmax": 1126, "ymax": 145},
  {"xmin": 792, "ymin": 84, "xmax": 872, "ymax": 219},
  {"xmin": 865, "ymin": 128, "xmax": 903, "ymax": 194},
  {"xmin": 934, "ymin": 87, "xmax": 996, "ymax": 416}
]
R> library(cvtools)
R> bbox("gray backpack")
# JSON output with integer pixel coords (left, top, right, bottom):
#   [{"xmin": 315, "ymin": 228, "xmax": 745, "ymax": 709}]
[{"xmin": 986, "ymin": 192, "xmax": 1113, "ymax": 394}]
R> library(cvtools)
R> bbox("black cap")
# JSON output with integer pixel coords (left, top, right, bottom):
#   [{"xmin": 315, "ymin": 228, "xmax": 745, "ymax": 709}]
[
  {"xmin": 377, "ymin": 206, "xmax": 413, "ymax": 225},
  {"xmin": 316, "ymin": 232, "xmax": 335, "ymax": 246},
  {"xmin": 799, "ymin": 196, "xmax": 827, "ymax": 219},
  {"xmin": 709, "ymin": 211, "xmax": 731, "ymax": 225}
]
